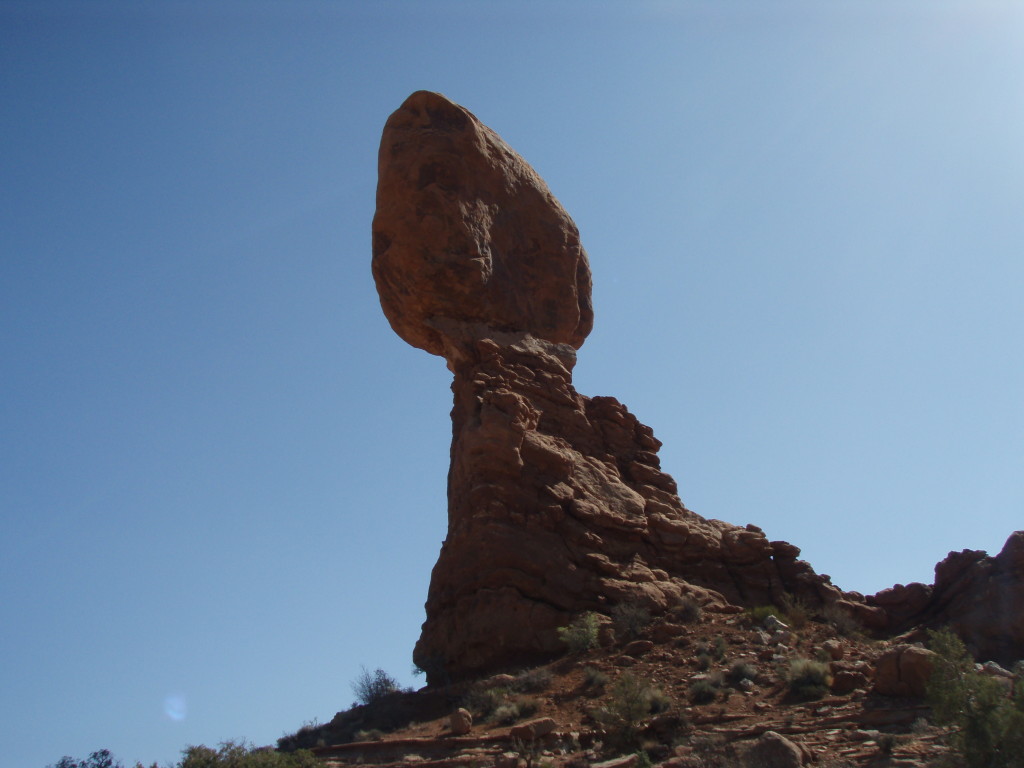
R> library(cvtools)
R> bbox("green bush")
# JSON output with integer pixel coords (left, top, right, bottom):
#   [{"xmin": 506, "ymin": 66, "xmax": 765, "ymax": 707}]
[
  {"xmin": 787, "ymin": 658, "xmax": 832, "ymax": 701},
  {"xmin": 593, "ymin": 673, "xmax": 668, "ymax": 747},
  {"xmin": 351, "ymin": 666, "xmax": 402, "ymax": 706},
  {"xmin": 926, "ymin": 628, "xmax": 1024, "ymax": 768},
  {"xmin": 746, "ymin": 605, "xmax": 783, "ymax": 625},
  {"xmin": 558, "ymin": 612, "xmax": 600, "ymax": 654}
]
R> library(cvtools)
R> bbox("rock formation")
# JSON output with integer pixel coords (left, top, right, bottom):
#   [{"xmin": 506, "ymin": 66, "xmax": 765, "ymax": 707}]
[
  {"xmin": 858, "ymin": 531, "xmax": 1024, "ymax": 668},
  {"xmin": 371, "ymin": 90, "xmax": 1024, "ymax": 683}
]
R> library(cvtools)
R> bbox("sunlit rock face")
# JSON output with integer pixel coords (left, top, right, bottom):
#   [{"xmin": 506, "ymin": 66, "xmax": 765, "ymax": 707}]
[
  {"xmin": 372, "ymin": 90, "xmax": 593, "ymax": 363},
  {"xmin": 372, "ymin": 92, "xmax": 840, "ymax": 683}
]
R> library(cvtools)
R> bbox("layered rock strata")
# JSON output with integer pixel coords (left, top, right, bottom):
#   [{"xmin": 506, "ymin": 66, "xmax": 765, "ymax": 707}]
[{"xmin": 371, "ymin": 90, "xmax": 1024, "ymax": 683}]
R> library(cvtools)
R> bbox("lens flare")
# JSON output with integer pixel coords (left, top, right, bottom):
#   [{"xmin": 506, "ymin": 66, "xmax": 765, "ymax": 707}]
[{"xmin": 164, "ymin": 693, "xmax": 187, "ymax": 721}]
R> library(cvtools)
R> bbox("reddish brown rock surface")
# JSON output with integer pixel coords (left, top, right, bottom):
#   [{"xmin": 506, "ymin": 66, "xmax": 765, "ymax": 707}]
[
  {"xmin": 371, "ymin": 91, "xmax": 1024, "ymax": 684},
  {"xmin": 372, "ymin": 90, "xmax": 592, "ymax": 360},
  {"xmin": 867, "ymin": 531, "xmax": 1024, "ymax": 667}
]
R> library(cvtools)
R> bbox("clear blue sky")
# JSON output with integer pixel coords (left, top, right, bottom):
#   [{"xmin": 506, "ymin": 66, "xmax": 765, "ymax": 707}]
[{"xmin": 2, "ymin": 2, "xmax": 1021, "ymax": 766}]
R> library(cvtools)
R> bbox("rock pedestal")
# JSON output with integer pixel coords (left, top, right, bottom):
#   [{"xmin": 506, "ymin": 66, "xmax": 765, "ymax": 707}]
[{"xmin": 371, "ymin": 91, "xmax": 1024, "ymax": 683}]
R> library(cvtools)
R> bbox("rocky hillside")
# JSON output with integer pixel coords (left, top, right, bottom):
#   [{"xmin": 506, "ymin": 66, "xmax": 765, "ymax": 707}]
[{"xmin": 287, "ymin": 600, "xmax": 1022, "ymax": 767}]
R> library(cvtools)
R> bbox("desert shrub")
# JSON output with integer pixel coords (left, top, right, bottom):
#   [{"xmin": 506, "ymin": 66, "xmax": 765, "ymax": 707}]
[
  {"xmin": 178, "ymin": 741, "xmax": 319, "ymax": 768},
  {"xmin": 781, "ymin": 595, "xmax": 811, "ymax": 629},
  {"xmin": 558, "ymin": 612, "xmax": 600, "ymax": 654},
  {"xmin": 712, "ymin": 636, "xmax": 728, "ymax": 661},
  {"xmin": 612, "ymin": 602, "xmax": 651, "ymax": 640},
  {"xmin": 513, "ymin": 667, "xmax": 553, "ymax": 693},
  {"xmin": 463, "ymin": 684, "xmax": 508, "ymax": 719},
  {"xmin": 515, "ymin": 696, "xmax": 540, "ymax": 718},
  {"xmin": 821, "ymin": 604, "xmax": 862, "ymax": 638},
  {"xmin": 354, "ymin": 729, "xmax": 384, "ymax": 742},
  {"xmin": 695, "ymin": 637, "xmax": 727, "ymax": 664},
  {"xmin": 582, "ymin": 666, "xmax": 609, "ymax": 690},
  {"xmin": 926, "ymin": 628, "xmax": 1024, "ymax": 768},
  {"xmin": 648, "ymin": 687, "xmax": 672, "ymax": 714},
  {"xmin": 727, "ymin": 661, "xmax": 757, "ymax": 687},
  {"xmin": 49, "ymin": 751, "xmax": 126, "ymax": 768},
  {"xmin": 689, "ymin": 678, "xmax": 719, "ymax": 704},
  {"xmin": 876, "ymin": 733, "xmax": 898, "ymax": 755},
  {"xmin": 671, "ymin": 597, "xmax": 703, "ymax": 624},
  {"xmin": 493, "ymin": 702, "xmax": 521, "ymax": 725},
  {"xmin": 746, "ymin": 605, "xmax": 783, "ymax": 625},
  {"xmin": 593, "ymin": 673, "xmax": 667, "ymax": 747},
  {"xmin": 696, "ymin": 652, "xmax": 712, "ymax": 671},
  {"xmin": 351, "ymin": 666, "xmax": 402, "ymax": 706},
  {"xmin": 787, "ymin": 658, "xmax": 832, "ymax": 701}
]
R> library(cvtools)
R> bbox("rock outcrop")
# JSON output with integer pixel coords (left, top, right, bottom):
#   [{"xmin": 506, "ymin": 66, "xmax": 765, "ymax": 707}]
[
  {"xmin": 865, "ymin": 531, "xmax": 1024, "ymax": 668},
  {"xmin": 373, "ymin": 92, "xmax": 840, "ymax": 683},
  {"xmin": 371, "ymin": 90, "xmax": 1024, "ymax": 683}
]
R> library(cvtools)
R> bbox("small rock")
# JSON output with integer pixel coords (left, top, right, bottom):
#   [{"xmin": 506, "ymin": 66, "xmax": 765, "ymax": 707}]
[
  {"xmin": 449, "ymin": 707, "xmax": 472, "ymax": 735},
  {"xmin": 592, "ymin": 755, "xmax": 639, "ymax": 768},
  {"xmin": 742, "ymin": 730, "xmax": 805, "ymax": 768},
  {"xmin": 651, "ymin": 623, "xmax": 686, "ymax": 642},
  {"xmin": 623, "ymin": 639, "xmax": 654, "ymax": 657},
  {"xmin": 763, "ymin": 615, "xmax": 790, "ymax": 633},
  {"xmin": 981, "ymin": 661, "xmax": 1014, "ymax": 679},
  {"xmin": 822, "ymin": 639, "xmax": 844, "ymax": 660},
  {"xmin": 831, "ymin": 670, "xmax": 869, "ymax": 694}
]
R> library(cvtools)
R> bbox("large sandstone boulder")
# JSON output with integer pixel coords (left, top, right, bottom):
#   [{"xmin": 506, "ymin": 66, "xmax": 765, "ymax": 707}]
[
  {"xmin": 372, "ymin": 90, "xmax": 592, "ymax": 362},
  {"xmin": 742, "ymin": 731, "xmax": 806, "ymax": 768},
  {"xmin": 872, "ymin": 644, "xmax": 937, "ymax": 698}
]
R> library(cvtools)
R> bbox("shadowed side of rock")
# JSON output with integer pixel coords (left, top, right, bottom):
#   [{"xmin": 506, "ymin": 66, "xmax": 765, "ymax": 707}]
[
  {"xmin": 411, "ymin": 328, "xmax": 840, "ymax": 682},
  {"xmin": 864, "ymin": 530, "xmax": 1024, "ymax": 667}
]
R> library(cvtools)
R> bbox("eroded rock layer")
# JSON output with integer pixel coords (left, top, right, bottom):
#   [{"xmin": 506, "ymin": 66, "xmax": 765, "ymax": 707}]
[
  {"xmin": 371, "ymin": 90, "xmax": 1024, "ymax": 683},
  {"xmin": 409, "ymin": 328, "xmax": 839, "ymax": 681}
]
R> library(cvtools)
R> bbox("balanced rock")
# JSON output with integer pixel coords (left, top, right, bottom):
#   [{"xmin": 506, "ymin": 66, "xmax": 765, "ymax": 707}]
[
  {"xmin": 373, "ymin": 92, "xmax": 839, "ymax": 683},
  {"xmin": 372, "ymin": 90, "xmax": 592, "ymax": 362}
]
